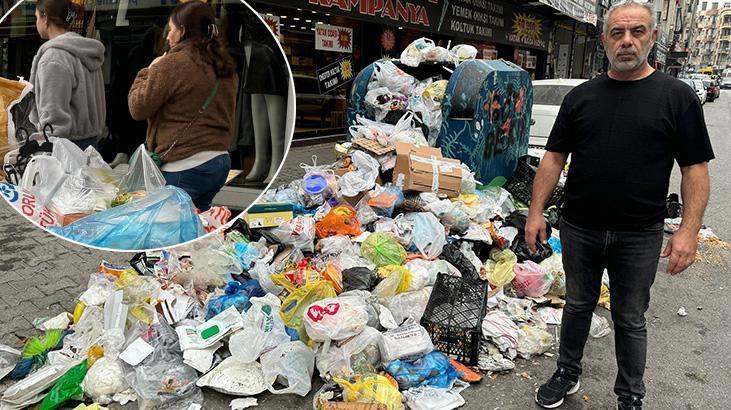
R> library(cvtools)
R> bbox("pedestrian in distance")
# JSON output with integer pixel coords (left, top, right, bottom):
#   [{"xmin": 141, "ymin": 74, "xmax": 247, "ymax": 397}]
[
  {"xmin": 30, "ymin": 0, "xmax": 107, "ymax": 150},
  {"xmin": 128, "ymin": 0, "xmax": 239, "ymax": 211},
  {"xmin": 526, "ymin": 1, "xmax": 714, "ymax": 409}
]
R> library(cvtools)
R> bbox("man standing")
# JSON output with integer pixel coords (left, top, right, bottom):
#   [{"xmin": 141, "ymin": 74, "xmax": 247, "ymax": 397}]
[{"xmin": 526, "ymin": 1, "xmax": 714, "ymax": 409}]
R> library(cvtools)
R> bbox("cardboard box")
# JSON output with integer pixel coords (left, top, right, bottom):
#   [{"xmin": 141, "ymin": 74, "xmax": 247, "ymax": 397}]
[
  {"xmin": 392, "ymin": 142, "xmax": 462, "ymax": 198},
  {"xmin": 243, "ymin": 202, "xmax": 294, "ymax": 228}
]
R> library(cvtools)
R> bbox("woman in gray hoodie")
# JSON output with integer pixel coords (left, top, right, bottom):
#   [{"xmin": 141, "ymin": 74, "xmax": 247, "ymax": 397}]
[{"xmin": 30, "ymin": 0, "xmax": 106, "ymax": 150}]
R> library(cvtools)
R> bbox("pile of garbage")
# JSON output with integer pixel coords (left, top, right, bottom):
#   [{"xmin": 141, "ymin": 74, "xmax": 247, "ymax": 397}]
[
  {"xmin": 0, "ymin": 139, "xmax": 230, "ymax": 250},
  {"xmin": 0, "ymin": 132, "xmax": 602, "ymax": 410}
]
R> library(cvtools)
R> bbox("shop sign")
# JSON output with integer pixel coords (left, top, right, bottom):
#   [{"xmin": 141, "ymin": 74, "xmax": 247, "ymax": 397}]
[
  {"xmin": 260, "ymin": 14, "xmax": 282, "ymax": 42},
  {"xmin": 257, "ymin": 0, "xmax": 550, "ymax": 50},
  {"xmin": 315, "ymin": 23, "xmax": 353, "ymax": 53},
  {"xmin": 316, "ymin": 55, "xmax": 355, "ymax": 94},
  {"xmin": 538, "ymin": 0, "xmax": 598, "ymax": 26}
]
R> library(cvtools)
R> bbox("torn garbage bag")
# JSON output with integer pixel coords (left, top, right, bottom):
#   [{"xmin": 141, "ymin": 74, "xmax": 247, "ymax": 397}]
[
  {"xmin": 260, "ymin": 341, "xmax": 315, "ymax": 396},
  {"xmin": 49, "ymin": 186, "xmax": 205, "ymax": 250}
]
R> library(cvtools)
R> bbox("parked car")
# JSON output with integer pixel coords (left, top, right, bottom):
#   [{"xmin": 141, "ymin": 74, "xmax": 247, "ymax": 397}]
[
  {"xmin": 680, "ymin": 79, "xmax": 706, "ymax": 105},
  {"xmin": 702, "ymin": 78, "xmax": 720, "ymax": 101},
  {"xmin": 529, "ymin": 78, "xmax": 587, "ymax": 148},
  {"xmin": 722, "ymin": 76, "xmax": 731, "ymax": 89}
]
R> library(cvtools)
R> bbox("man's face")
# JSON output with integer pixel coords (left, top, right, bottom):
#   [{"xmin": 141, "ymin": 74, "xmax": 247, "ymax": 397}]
[{"xmin": 601, "ymin": 5, "xmax": 657, "ymax": 73}]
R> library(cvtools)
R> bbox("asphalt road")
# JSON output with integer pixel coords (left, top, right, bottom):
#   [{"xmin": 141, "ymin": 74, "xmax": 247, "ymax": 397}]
[{"xmin": 0, "ymin": 90, "xmax": 729, "ymax": 410}]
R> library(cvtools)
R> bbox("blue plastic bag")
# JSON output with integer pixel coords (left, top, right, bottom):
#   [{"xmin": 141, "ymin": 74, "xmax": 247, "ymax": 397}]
[
  {"xmin": 548, "ymin": 237, "xmax": 562, "ymax": 254},
  {"xmin": 205, "ymin": 280, "xmax": 266, "ymax": 320},
  {"xmin": 49, "ymin": 186, "xmax": 204, "ymax": 250},
  {"xmin": 384, "ymin": 350, "xmax": 461, "ymax": 390}
]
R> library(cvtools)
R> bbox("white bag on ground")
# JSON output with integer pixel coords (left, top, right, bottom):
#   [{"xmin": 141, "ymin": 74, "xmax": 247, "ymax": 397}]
[
  {"xmin": 82, "ymin": 357, "xmax": 133, "ymax": 404},
  {"xmin": 260, "ymin": 341, "xmax": 315, "ymax": 396},
  {"xmin": 229, "ymin": 294, "xmax": 291, "ymax": 363},
  {"xmin": 482, "ymin": 310, "xmax": 519, "ymax": 359},
  {"xmin": 268, "ymin": 215, "xmax": 316, "ymax": 252},
  {"xmin": 383, "ymin": 287, "xmax": 432, "ymax": 324},
  {"xmin": 517, "ymin": 325, "xmax": 553, "ymax": 359},
  {"xmin": 304, "ymin": 297, "xmax": 369, "ymax": 343},
  {"xmin": 196, "ymin": 357, "xmax": 270, "ymax": 396},
  {"xmin": 379, "ymin": 320, "xmax": 434, "ymax": 363},
  {"xmin": 337, "ymin": 150, "xmax": 380, "ymax": 198}
]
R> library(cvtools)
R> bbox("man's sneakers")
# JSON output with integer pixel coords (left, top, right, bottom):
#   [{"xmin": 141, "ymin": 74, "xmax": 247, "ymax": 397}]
[
  {"xmin": 535, "ymin": 368, "xmax": 581, "ymax": 408},
  {"xmin": 618, "ymin": 396, "xmax": 643, "ymax": 409}
]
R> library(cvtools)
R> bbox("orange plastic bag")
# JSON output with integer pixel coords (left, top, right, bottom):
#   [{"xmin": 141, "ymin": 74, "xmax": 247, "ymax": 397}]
[{"xmin": 316, "ymin": 204, "xmax": 362, "ymax": 238}]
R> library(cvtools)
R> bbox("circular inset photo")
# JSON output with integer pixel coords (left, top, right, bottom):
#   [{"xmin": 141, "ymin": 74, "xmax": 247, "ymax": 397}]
[{"xmin": 0, "ymin": 0, "xmax": 294, "ymax": 251}]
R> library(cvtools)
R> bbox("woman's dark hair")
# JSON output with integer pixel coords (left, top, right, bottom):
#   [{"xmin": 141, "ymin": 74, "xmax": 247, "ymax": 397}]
[
  {"xmin": 170, "ymin": 1, "xmax": 236, "ymax": 78},
  {"xmin": 36, "ymin": 0, "xmax": 80, "ymax": 29}
]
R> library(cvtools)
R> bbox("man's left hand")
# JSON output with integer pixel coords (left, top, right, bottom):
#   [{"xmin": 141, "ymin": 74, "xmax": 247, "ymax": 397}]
[{"xmin": 660, "ymin": 228, "xmax": 698, "ymax": 275}]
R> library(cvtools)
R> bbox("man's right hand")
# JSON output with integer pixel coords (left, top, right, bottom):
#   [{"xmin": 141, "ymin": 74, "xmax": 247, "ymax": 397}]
[{"xmin": 525, "ymin": 208, "xmax": 547, "ymax": 254}]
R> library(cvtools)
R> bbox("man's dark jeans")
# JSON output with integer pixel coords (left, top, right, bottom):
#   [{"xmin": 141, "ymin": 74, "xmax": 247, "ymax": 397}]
[{"xmin": 557, "ymin": 218, "xmax": 664, "ymax": 399}]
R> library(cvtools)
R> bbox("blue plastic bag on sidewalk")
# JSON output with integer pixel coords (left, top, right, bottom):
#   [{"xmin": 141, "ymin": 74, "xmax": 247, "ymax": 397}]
[
  {"xmin": 205, "ymin": 280, "xmax": 266, "ymax": 320},
  {"xmin": 49, "ymin": 186, "xmax": 205, "ymax": 250},
  {"xmin": 384, "ymin": 350, "xmax": 462, "ymax": 390}
]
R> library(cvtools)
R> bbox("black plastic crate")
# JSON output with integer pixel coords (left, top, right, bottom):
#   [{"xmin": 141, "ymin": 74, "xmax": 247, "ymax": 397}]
[
  {"xmin": 503, "ymin": 157, "xmax": 564, "ymax": 209},
  {"xmin": 420, "ymin": 273, "xmax": 489, "ymax": 366}
]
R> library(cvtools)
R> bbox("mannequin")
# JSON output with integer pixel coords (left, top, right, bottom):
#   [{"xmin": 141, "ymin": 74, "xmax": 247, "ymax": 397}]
[{"xmin": 242, "ymin": 35, "xmax": 287, "ymax": 182}]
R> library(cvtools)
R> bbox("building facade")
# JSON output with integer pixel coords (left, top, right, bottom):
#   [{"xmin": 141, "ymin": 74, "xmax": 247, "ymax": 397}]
[{"xmin": 690, "ymin": 6, "xmax": 731, "ymax": 69}]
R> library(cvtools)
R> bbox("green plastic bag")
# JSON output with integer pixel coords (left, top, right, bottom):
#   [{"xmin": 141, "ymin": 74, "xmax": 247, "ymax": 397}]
[
  {"xmin": 361, "ymin": 233, "xmax": 407, "ymax": 267},
  {"xmin": 40, "ymin": 361, "xmax": 88, "ymax": 410}
]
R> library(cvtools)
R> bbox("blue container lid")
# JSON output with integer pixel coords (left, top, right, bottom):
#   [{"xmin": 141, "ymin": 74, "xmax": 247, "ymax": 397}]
[{"xmin": 303, "ymin": 174, "xmax": 328, "ymax": 194}]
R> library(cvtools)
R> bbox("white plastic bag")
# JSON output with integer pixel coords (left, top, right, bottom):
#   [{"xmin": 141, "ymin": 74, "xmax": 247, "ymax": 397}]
[
  {"xmin": 374, "ymin": 60, "xmax": 418, "ymax": 94},
  {"xmin": 337, "ymin": 150, "xmax": 380, "ymax": 198},
  {"xmin": 0, "ymin": 345, "xmax": 21, "ymax": 381},
  {"xmin": 118, "ymin": 144, "xmax": 166, "ymax": 193},
  {"xmin": 421, "ymin": 46, "xmax": 452, "ymax": 63},
  {"xmin": 260, "ymin": 341, "xmax": 315, "ymax": 396},
  {"xmin": 400, "ymin": 38, "xmax": 435, "ymax": 67},
  {"xmin": 82, "ymin": 357, "xmax": 133, "ymax": 404},
  {"xmin": 379, "ymin": 321, "xmax": 434, "ymax": 363},
  {"xmin": 403, "ymin": 386, "xmax": 466, "ymax": 410},
  {"xmin": 590, "ymin": 313, "xmax": 611, "ymax": 338},
  {"xmin": 482, "ymin": 310, "xmax": 519, "ymax": 359},
  {"xmin": 390, "ymin": 112, "xmax": 428, "ymax": 147},
  {"xmin": 229, "ymin": 294, "xmax": 291, "ymax": 363},
  {"xmin": 303, "ymin": 297, "xmax": 370, "ymax": 343},
  {"xmin": 517, "ymin": 325, "xmax": 553, "ymax": 359},
  {"xmin": 269, "ymin": 215, "xmax": 317, "ymax": 252},
  {"xmin": 49, "ymin": 167, "xmax": 118, "ymax": 215},
  {"xmin": 19, "ymin": 155, "xmax": 67, "ymax": 206},
  {"xmin": 383, "ymin": 287, "xmax": 432, "ymax": 324},
  {"xmin": 52, "ymin": 137, "xmax": 87, "ymax": 173},
  {"xmin": 196, "ymin": 357, "xmax": 270, "ymax": 396},
  {"xmin": 450, "ymin": 44, "xmax": 478, "ymax": 61}
]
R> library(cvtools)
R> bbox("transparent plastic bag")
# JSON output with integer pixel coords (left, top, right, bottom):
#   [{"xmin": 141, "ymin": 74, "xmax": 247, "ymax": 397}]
[
  {"xmin": 229, "ymin": 294, "xmax": 291, "ymax": 363},
  {"xmin": 118, "ymin": 144, "xmax": 166, "ymax": 193},
  {"xmin": 361, "ymin": 233, "xmax": 407, "ymax": 267},
  {"xmin": 0, "ymin": 345, "xmax": 21, "ymax": 380},
  {"xmin": 316, "ymin": 326, "xmax": 382, "ymax": 379},
  {"xmin": 400, "ymin": 38, "xmax": 435, "ymax": 67},
  {"xmin": 390, "ymin": 112, "xmax": 428, "ymax": 147},
  {"xmin": 268, "ymin": 215, "xmax": 317, "ymax": 253},
  {"xmin": 517, "ymin": 325, "xmax": 553, "ymax": 359},
  {"xmin": 50, "ymin": 167, "xmax": 118, "ymax": 216},
  {"xmin": 405, "ymin": 212, "xmax": 446, "ymax": 259},
  {"xmin": 52, "ymin": 137, "xmax": 88, "ymax": 174},
  {"xmin": 204, "ymin": 280, "xmax": 265, "ymax": 320},
  {"xmin": 260, "ymin": 341, "xmax": 315, "ymax": 396},
  {"xmin": 49, "ymin": 186, "xmax": 205, "ymax": 250},
  {"xmin": 303, "ymin": 297, "xmax": 369, "ymax": 343},
  {"xmin": 511, "ymin": 261, "xmax": 554, "ymax": 298},
  {"xmin": 374, "ymin": 60, "xmax": 418, "ymax": 94},
  {"xmin": 373, "ymin": 265, "xmax": 412, "ymax": 299},
  {"xmin": 337, "ymin": 151, "xmax": 380, "ymax": 198},
  {"xmin": 367, "ymin": 185, "xmax": 405, "ymax": 218},
  {"xmin": 450, "ymin": 44, "xmax": 478, "ymax": 61},
  {"xmin": 421, "ymin": 46, "xmax": 452, "ymax": 63},
  {"xmin": 300, "ymin": 170, "xmax": 337, "ymax": 208}
]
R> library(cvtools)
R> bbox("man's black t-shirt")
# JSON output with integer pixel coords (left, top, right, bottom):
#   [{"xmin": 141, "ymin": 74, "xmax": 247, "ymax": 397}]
[{"xmin": 545, "ymin": 70, "xmax": 714, "ymax": 231}]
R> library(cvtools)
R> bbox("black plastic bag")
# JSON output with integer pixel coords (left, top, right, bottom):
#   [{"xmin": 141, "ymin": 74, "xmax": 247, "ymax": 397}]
[
  {"xmin": 504, "ymin": 211, "xmax": 553, "ymax": 263},
  {"xmin": 438, "ymin": 242, "xmax": 480, "ymax": 282},
  {"xmin": 342, "ymin": 267, "xmax": 378, "ymax": 292}
]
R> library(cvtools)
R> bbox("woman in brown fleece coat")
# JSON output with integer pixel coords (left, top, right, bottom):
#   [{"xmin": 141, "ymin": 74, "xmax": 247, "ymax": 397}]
[{"xmin": 128, "ymin": 0, "xmax": 238, "ymax": 211}]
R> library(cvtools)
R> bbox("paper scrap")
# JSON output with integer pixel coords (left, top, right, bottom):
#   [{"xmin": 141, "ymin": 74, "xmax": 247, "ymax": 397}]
[{"xmin": 119, "ymin": 337, "xmax": 155, "ymax": 366}]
